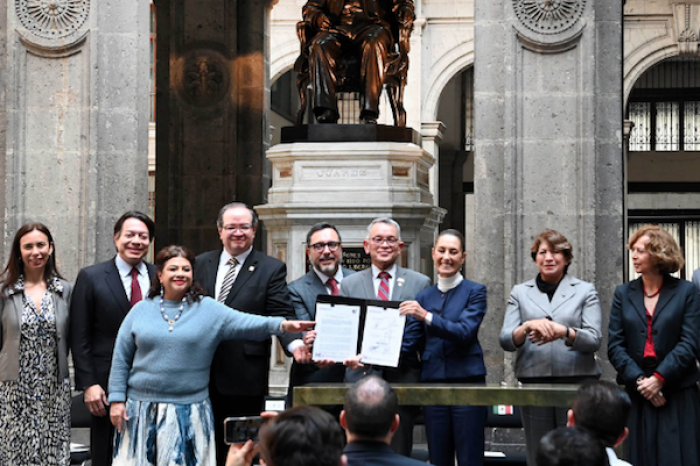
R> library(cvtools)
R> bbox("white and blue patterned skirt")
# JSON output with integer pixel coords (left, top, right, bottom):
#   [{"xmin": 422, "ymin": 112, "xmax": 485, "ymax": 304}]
[{"xmin": 113, "ymin": 398, "xmax": 216, "ymax": 466}]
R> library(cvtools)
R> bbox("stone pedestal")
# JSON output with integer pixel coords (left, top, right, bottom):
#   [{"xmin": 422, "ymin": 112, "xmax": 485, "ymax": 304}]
[
  {"xmin": 474, "ymin": 0, "xmax": 623, "ymax": 383},
  {"xmin": 257, "ymin": 139, "xmax": 445, "ymax": 393}
]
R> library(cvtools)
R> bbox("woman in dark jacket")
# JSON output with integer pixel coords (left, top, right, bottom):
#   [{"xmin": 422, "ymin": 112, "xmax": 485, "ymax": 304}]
[
  {"xmin": 608, "ymin": 224, "xmax": 700, "ymax": 466},
  {"xmin": 400, "ymin": 229, "xmax": 487, "ymax": 466}
]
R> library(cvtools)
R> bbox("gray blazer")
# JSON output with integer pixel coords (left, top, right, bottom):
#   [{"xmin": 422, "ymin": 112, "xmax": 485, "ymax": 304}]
[
  {"xmin": 340, "ymin": 266, "xmax": 431, "ymax": 302},
  {"xmin": 289, "ymin": 267, "xmax": 356, "ymax": 321},
  {"xmin": 499, "ymin": 274, "xmax": 602, "ymax": 379},
  {"xmin": 0, "ymin": 278, "xmax": 73, "ymax": 382}
]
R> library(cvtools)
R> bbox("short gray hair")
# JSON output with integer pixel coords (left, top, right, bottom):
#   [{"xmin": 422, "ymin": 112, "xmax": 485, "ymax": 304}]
[
  {"xmin": 366, "ymin": 217, "xmax": 402, "ymax": 241},
  {"xmin": 216, "ymin": 202, "xmax": 259, "ymax": 229}
]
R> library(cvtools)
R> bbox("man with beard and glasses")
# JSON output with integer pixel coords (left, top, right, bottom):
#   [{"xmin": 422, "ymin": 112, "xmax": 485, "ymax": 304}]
[{"xmin": 287, "ymin": 223, "xmax": 355, "ymax": 405}]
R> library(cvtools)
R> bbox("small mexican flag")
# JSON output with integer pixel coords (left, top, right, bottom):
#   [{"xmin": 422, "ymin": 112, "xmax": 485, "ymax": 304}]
[{"xmin": 493, "ymin": 405, "xmax": 513, "ymax": 415}]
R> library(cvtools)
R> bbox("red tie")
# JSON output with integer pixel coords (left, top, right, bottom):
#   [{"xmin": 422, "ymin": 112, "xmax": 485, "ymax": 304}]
[
  {"xmin": 130, "ymin": 267, "xmax": 142, "ymax": 307},
  {"xmin": 327, "ymin": 277, "xmax": 339, "ymax": 296},
  {"xmin": 377, "ymin": 271, "xmax": 390, "ymax": 301}
]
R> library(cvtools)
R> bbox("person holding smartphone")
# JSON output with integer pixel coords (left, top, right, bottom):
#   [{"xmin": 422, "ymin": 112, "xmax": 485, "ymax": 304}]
[{"xmin": 108, "ymin": 245, "xmax": 313, "ymax": 466}]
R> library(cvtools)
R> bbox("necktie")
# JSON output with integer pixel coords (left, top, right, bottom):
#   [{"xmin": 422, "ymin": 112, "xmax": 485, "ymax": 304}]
[
  {"xmin": 218, "ymin": 257, "xmax": 239, "ymax": 303},
  {"xmin": 327, "ymin": 277, "xmax": 339, "ymax": 296},
  {"xmin": 130, "ymin": 267, "xmax": 142, "ymax": 307},
  {"xmin": 377, "ymin": 271, "xmax": 390, "ymax": 301}
]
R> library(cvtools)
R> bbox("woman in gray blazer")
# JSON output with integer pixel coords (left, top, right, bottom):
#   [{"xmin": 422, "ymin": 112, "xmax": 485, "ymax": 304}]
[
  {"xmin": 0, "ymin": 222, "xmax": 72, "ymax": 466},
  {"xmin": 499, "ymin": 229, "xmax": 602, "ymax": 466}
]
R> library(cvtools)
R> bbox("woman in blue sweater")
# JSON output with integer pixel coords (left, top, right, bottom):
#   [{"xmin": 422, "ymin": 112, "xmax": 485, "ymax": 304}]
[
  {"xmin": 108, "ymin": 245, "xmax": 312, "ymax": 466},
  {"xmin": 399, "ymin": 229, "xmax": 487, "ymax": 466}
]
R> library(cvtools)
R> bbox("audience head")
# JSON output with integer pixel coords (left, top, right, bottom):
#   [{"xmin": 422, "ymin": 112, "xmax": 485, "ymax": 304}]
[
  {"xmin": 113, "ymin": 211, "xmax": 154, "ymax": 266},
  {"xmin": 363, "ymin": 217, "xmax": 404, "ymax": 271},
  {"xmin": 628, "ymin": 224, "xmax": 684, "ymax": 275},
  {"xmin": 306, "ymin": 223, "xmax": 343, "ymax": 277},
  {"xmin": 148, "ymin": 245, "xmax": 204, "ymax": 302},
  {"xmin": 568, "ymin": 380, "xmax": 631, "ymax": 448},
  {"xmin": 530, "ymin": 229, "xmax": 573, "ymax": 283},
  {"xmin": 433, "ymin": 229, "xmax": 466, "ymax": 279},
  {"xmin": 536, "ymin": 427, "xmax": 609, "ymax": 466},
  {"xmin": 2, "ymin": 222, "xmax": 62, "ymax": 294},
  {"xmin": 217, "ymin": 202, "xmax": 258, "ymax": 257},
  {"xmin": 341, "ymin": 375, "xmax": 399, "ymax": 442},
  {"xmin": 258, "ymin": 406, "xmax": 346, "ymax": 466}
]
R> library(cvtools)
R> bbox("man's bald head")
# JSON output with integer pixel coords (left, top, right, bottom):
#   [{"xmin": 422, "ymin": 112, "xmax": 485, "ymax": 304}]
[{"xmin": 343, "ymin": 376, "xmax": 398, "ymax": 440}]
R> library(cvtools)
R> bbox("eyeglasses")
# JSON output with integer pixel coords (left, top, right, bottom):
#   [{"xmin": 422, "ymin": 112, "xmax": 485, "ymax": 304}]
[
  {"xmin": 309, "ymin": 241, "xmax": 341, "ymax": 252},
  {"xmin": 370, "ymin": 237, "xmax": 399, "ymax": 246},
  {"xmin": 222, "ymin": 224, "xmax": 253, "ymax": 232}
]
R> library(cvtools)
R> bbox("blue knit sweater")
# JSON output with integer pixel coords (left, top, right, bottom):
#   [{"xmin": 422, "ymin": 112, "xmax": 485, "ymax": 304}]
[{"xmin": 108, "ymin": 296, "xmax": 285, "ymax": 404}]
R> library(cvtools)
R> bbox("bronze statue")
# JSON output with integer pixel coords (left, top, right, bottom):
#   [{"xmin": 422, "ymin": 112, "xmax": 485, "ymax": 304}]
[{"xmin": 295, "ymin": 0, "xmax": 415, "ymax": 126}]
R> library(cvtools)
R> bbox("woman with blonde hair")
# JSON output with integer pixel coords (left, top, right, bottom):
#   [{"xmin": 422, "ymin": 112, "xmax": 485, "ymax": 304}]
[
  {"xmin": 608, "ymin": 224, "xmax": 700, "ymax": 466},
  {"xmin": 500, "ymin": 229, "xmax": 602, "ymax": 466}
]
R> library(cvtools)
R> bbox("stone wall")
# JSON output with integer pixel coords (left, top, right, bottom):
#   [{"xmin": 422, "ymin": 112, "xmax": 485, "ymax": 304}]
[{"xmin": 2, "ymin": 0, "xmax": 150, "ymax": 280}]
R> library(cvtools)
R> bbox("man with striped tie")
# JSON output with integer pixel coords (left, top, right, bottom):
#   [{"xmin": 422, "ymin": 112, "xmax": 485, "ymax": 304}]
[
  {"xmin": 194, "ymin": 202, "xmax": 307, "ymax": 466},
  {"xmin": 340, "ymin": 217, "xmax": 431, "ymax": 457}
]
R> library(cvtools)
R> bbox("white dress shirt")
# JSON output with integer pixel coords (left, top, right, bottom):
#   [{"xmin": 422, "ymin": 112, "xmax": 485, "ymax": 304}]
[
  {"xmin": 606, "ymin": 447, "xmax": 632, "ymax": 466},
  {"xmin": 215, "ymin": 246, "xmax": 302, "ymax": 353},
  {"xmin": 214, "ymin": 247, "xmax": 253, "ymax": 301},
  {"xmin": 313, "ymin": 266, "xmax": 345, "ymax": 294},
  {"xmin": 370, "ymin": 263, "xmax": 398, "ymax": 299},
  {"xmin": 115, "ymin": 255, "xmax": 150, "ymax": 302}
]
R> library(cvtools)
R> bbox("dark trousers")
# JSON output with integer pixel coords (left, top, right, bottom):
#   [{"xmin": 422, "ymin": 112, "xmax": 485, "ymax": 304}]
[
  {"xmin": 520, "ymin": 406, "xmax": 568, "ymax": 466},
  {"xmin": 424, "ymin": 405, "xmax": 486, "ymax": 466},
  {"xmin": 90, "ymin": 413, "xmax": 115, "ymax": 466},
  {"xmin": 210, "ymin": 387, "xmax": 264, "ymax": 466}
]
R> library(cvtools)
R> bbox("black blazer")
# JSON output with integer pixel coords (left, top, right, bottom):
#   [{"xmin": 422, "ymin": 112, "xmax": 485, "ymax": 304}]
[
  {"xmin": 608, "ymin": 276, "xmax": 700, "ymax": 394},
  {"xmin": 70, "ymin": 258, "xmax": 156, "ymax": 391},
  {"xmin": 344, "ymin": 441, "xmax": 427, "ymax": 466},
  {"xmin": 194, "ymin": 249, "xmax": 295, "ymax": 396}
]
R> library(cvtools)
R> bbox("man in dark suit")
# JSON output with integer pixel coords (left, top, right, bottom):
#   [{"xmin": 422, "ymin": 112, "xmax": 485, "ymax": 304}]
[
  {"xmin": 288, "ymin": 222, "xmax": 355, "ymax": 404},
  {"xmin": 70, "ymin": 211, "xmax": 156, "ymax": 466},
  {"xmin": 194, "ymin": 202, "xmax": 308, "ymax": 466},
  {"xmin": 341, "ymin": 376, "xmax": 426, "ymax": 466},
  {"xmin": 340, "ymin": 217, "xmax": 431, "ymax": 456}
]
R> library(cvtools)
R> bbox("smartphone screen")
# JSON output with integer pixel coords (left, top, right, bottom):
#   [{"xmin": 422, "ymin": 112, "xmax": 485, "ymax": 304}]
[{"xmin": 223, "ymin": 416, "xmax": 264, "ymax": 445}]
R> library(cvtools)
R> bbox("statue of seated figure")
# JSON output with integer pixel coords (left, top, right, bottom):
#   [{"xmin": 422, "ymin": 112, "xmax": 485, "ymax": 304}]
[{"xmin": 294, "ymin": 0, "xmax": 415, "ymax": 126}]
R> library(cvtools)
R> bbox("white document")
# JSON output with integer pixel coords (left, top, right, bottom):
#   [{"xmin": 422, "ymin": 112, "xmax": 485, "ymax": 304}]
[
  {"xmin": 360, "ymin": 305, "xmax": 406, "ymax": 368},
  {"xmin": 312, "ymin": 302, "xmax": 361, "ymax": 362}
]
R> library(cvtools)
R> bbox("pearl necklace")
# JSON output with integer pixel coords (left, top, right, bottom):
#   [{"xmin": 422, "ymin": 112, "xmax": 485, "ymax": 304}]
[{"xmin": 160, "ymin": 295, "xmax": 187, "ymax": 332}]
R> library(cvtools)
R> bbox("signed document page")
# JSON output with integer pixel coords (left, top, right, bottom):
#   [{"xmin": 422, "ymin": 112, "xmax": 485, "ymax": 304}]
[
  {"xmin": 312, "ymin": 302, "xmax": 361, "ymax": 362},
  {"xmin": 360, "ymin": 305, "xmax": 406, "ymax": 367}
]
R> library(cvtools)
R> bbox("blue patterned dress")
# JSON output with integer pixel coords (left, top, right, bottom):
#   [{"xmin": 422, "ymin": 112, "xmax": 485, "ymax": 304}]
[{"xmin": 0, "ymin": 278, "xmax": 71, "ymax": 465}]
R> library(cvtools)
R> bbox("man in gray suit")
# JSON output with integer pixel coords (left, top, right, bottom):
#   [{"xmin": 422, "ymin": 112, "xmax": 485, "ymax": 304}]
[
  {"xmin": 288, "ymin": 222, "xmax": 355, "ymax": 403},
  {"xmin": 340, "ymin": 217, "xmax": 431, "ymax": 457}
]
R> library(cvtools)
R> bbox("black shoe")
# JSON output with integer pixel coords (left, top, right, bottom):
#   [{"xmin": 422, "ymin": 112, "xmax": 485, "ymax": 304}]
[
  {"xmin": 316, "ymin": 108, "xmax": 338, "ymax": 124},
  {"xmin": 360, "ymin": 110, "xmax": 378, "ymax": 124}
]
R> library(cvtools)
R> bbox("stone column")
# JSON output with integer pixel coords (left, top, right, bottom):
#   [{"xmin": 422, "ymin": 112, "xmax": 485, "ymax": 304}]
[
  {"xmin": 474, "ymin": 0, "xmax": 623, "ymax": 382},
  {"xmin": 154, "ymin": 0, "xmax": 274, "ymax": 252},
  {"xmin": 421, "ymin": 121, "xmax": 445, "ymax": 205},
  {"xmin": 3, "ymin": 0, "xmax": 150, "ymax": 278}
]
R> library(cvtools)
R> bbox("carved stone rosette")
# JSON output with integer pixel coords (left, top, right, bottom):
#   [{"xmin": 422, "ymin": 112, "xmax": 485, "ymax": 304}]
[
  {"xmin": 512, "ymin": 0, "xmax": 587, "ymax": 53},
  {"xmin": 174, "ymin": 48, "xmax": 231, "ymax": 112},
  {"xmin": 16, "ymin": 0, "xmax": 89, "ymax": 39}
]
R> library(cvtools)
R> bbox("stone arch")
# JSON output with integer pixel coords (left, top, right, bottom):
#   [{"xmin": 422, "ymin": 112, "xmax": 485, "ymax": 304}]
[
  {"xmin": 623, "ymin": 38, "xmax": 678, "ymax": 110},
  {"xmin": 422, "ymin": 40, "xmax": 474, "ymax": 123},
  {"xmin": 270, "ymin": 40, "xmax": 299, "ymax": 84}
]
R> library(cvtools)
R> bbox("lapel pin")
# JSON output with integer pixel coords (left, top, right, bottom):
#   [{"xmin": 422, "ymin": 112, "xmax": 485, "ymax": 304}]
[
  {"xmin": 397, "ymin": 278, "xmax": 405, "ymax": 287},
  {"xmin": 249, "ymin": 266, "xmax": 255, "ymax": 272}
]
